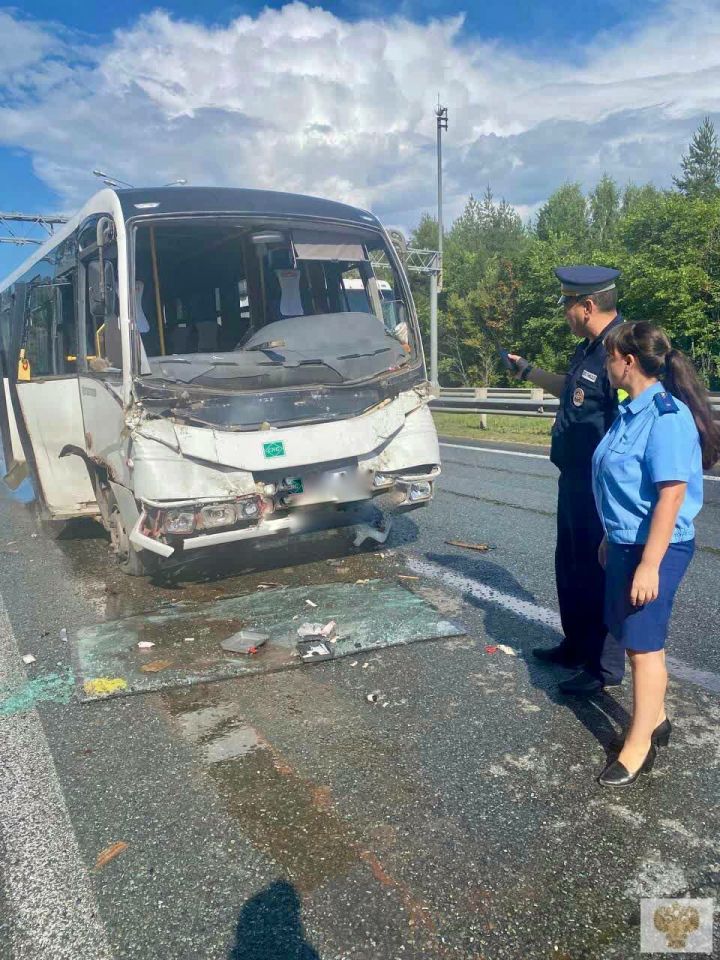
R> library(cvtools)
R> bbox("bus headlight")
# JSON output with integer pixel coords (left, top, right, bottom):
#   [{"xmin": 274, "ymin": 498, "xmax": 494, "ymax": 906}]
[
  {"xmin": 164, "ymin": 509, "xmax": 196, "ymax": 534},
  {"xmin": 200, "ymin": 503, "xmax": 237, "ymax": 528},
  {"xmin": 239, "ymin": 498, "xmax": 261, "ymax": 519},
  {"xmin": 408, "ymin": 481, "xmax": 433, "ymax": 502},
  {"xmin": 373, "ymin": 473, "xmax": 394, "ymax": 488}
]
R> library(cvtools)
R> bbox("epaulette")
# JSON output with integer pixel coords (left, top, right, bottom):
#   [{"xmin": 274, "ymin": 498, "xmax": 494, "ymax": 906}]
[{"xmin": 654, "ymin": 392, "xmax": 679, "ymax": 415}]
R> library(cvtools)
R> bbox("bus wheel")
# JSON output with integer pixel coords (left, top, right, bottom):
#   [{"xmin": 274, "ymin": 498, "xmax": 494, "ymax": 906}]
[{"xmin": 108, "ymin": 499, "xmax": 157, "ymax": 577}]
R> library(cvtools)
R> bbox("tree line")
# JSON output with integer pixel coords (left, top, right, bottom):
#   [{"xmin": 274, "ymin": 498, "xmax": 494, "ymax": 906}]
[{"xmin": 407, "ymin": 118, "xmax": 720, "ymax": 388}]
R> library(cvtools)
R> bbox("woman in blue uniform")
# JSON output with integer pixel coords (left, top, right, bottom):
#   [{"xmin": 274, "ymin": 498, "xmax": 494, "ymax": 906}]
[{"xmin": 592, "ymin": 321, "xmax": 720, "ymax": 787}]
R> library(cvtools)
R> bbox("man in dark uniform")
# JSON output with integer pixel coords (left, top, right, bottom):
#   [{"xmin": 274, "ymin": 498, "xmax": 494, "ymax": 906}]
[{"xmin": 508, "ymin": 265, "xmax": 625, "ymax": 695}]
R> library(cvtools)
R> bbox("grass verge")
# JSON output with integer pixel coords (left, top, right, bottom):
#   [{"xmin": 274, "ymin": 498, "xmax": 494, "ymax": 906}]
[{"xmin": 432, "ymin": 412, "xmax": 552, "ymax": 446}]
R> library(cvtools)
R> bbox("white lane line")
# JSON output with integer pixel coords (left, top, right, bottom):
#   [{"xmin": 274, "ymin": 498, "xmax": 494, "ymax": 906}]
[
  {"xmin": 0, "ymin": 596, "xmax": 113, "ymax": 960},
  {"xmin": 440, "ymin": 442, "xmax": 550, "ymax": 462},
  {"xmin": 408, "ymin": 556, "xmax": 720, "ymax": 695},
  {"xmin": 439, "ymin": 441, "xmax": 720, "ymax": 483}
]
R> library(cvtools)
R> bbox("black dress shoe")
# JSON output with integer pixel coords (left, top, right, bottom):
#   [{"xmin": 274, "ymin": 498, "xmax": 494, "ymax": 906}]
[
  {"xmin": 531, "ymin": 644, "xmax": 584, "ymax": 668},
  {"xmin": 610, "ymin": 718, "xmax": 672, "ymax": 752},
  {"xmin": 558, "ymin": 669, "xmax": 609, "ymax": 695},
  {"xmin": 598, "ymin": 744, "xmax": 657, "ymax": 787}
]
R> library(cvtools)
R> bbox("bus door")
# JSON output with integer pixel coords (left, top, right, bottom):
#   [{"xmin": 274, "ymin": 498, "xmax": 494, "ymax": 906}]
[{"xmin": 12, "ymin": 246, "xmax": 98, "ymax": 518}]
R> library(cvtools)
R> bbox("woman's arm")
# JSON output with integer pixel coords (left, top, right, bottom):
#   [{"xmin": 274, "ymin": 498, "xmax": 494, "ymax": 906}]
[{"xmin": 630, "ymin": 481, "xmax": 687, "ymax": 606}]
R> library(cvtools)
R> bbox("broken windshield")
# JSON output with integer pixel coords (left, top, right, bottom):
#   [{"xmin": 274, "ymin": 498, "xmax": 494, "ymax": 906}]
[{"xmin": 132, "ymin": 218, "xmax": 419, "ymax": 392}]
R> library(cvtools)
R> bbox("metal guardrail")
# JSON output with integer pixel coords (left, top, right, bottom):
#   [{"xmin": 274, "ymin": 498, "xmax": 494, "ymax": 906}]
[{"xmin": 431, "ymin": 386, "xmax": 720, "ymax": 420}]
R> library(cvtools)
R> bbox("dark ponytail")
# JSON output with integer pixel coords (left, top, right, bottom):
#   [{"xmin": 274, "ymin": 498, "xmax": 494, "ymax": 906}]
[
  {"xmin": 605, "ymin": 321, "xmax": 720, "ymax": 470},
  {"xmin": 663, "ymin": 348, "xmax": 720, "ymax": 470}
]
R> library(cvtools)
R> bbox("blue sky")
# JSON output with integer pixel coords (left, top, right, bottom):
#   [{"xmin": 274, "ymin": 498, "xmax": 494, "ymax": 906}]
[{"xmin": 1, "ymin": 0, "xmax": 718, "ymax": 277}]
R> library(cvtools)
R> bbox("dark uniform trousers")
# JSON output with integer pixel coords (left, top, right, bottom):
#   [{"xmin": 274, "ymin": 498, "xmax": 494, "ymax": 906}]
[{"xmin": 555, "ymin": 467, "xmax": 625, "ymax": 685}]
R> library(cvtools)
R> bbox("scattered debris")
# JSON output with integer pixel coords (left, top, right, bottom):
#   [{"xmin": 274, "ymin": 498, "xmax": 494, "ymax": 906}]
[
  {"xmin": 362, "ymin": 662, "xmax": 370, "ymax": 669},
  {"xmin": 298, "ymin": 622, "xmax": 324, "ymax": 637},
  {"xmin": 22, "ymin": 654, "xmax": 36, "ymax": 665},
  {"xmin": 137, "ymin": 641, "xmax": 155, "ymax": 650},
  {"xmin": 397, "ymin": 575, "xmax": 419, "ymax": 581},
  {"xmin": 320, "ymin": 620, "xmax": 337, "ymax": 637},
  {"xmin": 350, "ymin": 661, "xmax": 358, "ymax": 667},
  {"xmin": 30, "ymin": 533, "xmax": 38, "ymax": 539},
  {"xmin": 256, "ymin": 582, "xmax": 280, "ymax": 590},
  {"xmin": 353, "ymin": 519, "xmax": 392, "ymax": 547},
  {"xmin": 446, "ymin": 539, "xmax": 490, "ymax": 553},
  {"xmin": 305, "ymin": 599, "xmax": 318, "ymax": 608},
  {"xmin": 83, "ymin": 677, "xmax": 129, "ymax": 697},
  {"xmin": 139, "ymin": 659, "xmax": 172, "ymax": 673},
  {"xmin": 356, "ymin": 578, "xmax": 371, "ymax": 585},
  {"xmin": 496, "ymin": 643, "xmax": 518, "ymax": 657},
  {"xmin": 183, "ymin": 637, "xmax": 195, "ymax": 643},
  {"xmin": 297, "ymin": 638, "xmax": 334, "ymax": 661},
  {"xmin": 59, "ymin": 628, "xmax": 68, "ymax": 642},
  {"xmin": 485, "ymin": 645, "xmax": 498, "ymax": 654},
  {"xmin": 95, "ymin": 841, "xmax": 128, "ymax": 871},
  {"xmin": 366, "ymin": 690, "xmax": 381, "ymax": 703},
  {"xmin": 221, "ymin": 629, "xmax": 269, "ymax": 655}
]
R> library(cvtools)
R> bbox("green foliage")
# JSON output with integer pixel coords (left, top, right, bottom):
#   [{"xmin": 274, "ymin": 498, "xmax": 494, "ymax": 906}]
[
  {"xmin": 408, "ymin": 129, "xmax": 720, "ymax": 388},
  {"xmin": 673, "ymin": 117, "xmax": 720, "ymax": 200}
]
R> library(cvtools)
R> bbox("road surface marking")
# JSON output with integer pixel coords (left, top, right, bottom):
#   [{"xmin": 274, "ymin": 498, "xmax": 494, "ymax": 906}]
[
  {"xmin": 439, "ymin": 442, "xmax": 720, "ymax": 482},
  {"xmin": 0, "ymin": 594, "xmax": 113, "ymax": 960},
  {"xmin": 408, "ymin": 556, "xmax": 720, "ymax": 695}
]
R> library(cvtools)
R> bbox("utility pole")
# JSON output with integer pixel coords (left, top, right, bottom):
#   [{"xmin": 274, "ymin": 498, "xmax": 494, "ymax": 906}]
[{"xmin": 430, "ymin": 99, "xmax": 448, "ymax": 392}]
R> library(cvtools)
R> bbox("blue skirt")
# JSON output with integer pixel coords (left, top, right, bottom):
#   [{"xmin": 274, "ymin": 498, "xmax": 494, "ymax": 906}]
[{"xmin": 604, "ymin": 540, "xmax": 695, "ymax": 652}]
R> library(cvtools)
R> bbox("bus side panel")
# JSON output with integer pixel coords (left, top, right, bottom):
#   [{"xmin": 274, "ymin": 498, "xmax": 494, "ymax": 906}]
[{"xmin": 16, "ymin": 378, "xmax": 99, "ymax": 518}]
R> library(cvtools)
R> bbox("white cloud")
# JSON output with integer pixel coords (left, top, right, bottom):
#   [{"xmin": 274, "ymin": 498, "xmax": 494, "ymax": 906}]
[{"xmin": 1, "ymin": 1, "xmax": 720, "ymax": 231}]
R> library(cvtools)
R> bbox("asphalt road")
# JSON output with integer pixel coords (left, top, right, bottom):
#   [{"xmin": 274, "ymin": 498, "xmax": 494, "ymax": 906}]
[{"xmin": 1, "ymin": 443, "xmax": 719, "ymax": 960}]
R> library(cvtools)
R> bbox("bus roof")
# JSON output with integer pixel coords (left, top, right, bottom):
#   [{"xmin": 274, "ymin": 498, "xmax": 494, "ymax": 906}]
[{"xmin": 116, "ymin": 187, "xmax": 381, "ymax": 228}]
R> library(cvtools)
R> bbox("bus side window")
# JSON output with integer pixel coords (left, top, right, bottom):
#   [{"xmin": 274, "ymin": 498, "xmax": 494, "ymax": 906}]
[
  {"xmin": 23, "ymin": 280, "xmax": 56, "ymax": 377},
  {"xmin": 87, "ymin": 259, "xmax": 122, "ymax": 371}
]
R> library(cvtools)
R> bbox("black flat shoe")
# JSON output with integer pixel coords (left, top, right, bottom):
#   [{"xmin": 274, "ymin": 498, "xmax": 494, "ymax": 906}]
[
  {"xmin": 598, "ymin": 744, "xmax": 657, "ymax": 787},
  {"xmin": 531, "ymin": 644, "xmax": 584, "ymax": 668},
  {"xmin": 610, "ymin": 718, "xmax": 672, "ymax": 752}
]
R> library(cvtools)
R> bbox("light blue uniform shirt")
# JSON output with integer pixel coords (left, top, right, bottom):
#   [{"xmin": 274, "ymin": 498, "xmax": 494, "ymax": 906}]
[{"xmin": 592, "ymin": 381, "xmax": 703, "ymax": 545}]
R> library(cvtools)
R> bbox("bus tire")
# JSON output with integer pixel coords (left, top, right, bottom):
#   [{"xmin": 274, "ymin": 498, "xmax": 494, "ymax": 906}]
[{"xmin": 108, "ymin": 496, "xmax": 158, "ymax": 577}]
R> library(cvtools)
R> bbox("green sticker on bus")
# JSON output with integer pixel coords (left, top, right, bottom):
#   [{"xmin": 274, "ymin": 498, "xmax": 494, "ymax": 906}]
[{"xmin": 263, "ymin": 441, "xmax": 286, "ymax": 459}]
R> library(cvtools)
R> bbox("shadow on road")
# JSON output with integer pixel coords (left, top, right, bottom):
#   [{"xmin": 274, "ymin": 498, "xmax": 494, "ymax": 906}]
[
  {"xmin": 229, "ymin": 879, "xmax": 320, "ymax": 960},
  {"xmin": 425, "ymin": 549, "xmax": 630, "ymax": 756}
]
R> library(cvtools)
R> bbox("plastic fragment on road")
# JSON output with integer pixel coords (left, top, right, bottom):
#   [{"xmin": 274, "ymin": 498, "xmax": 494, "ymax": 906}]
[
  {"xmin": 446, "ymin": 539, "xmax": 490, "ymax": 553},
  {"xmin": 397, "ymin": 575, "xmax": 419, "ymax": 580},
  {"xmin": 353, "ymin": 518, "xmax": 392, "ymax": 548},
  {"xmin": 59, "ymin": 628, "xmax": 68, "ymax": 642},
  {"xmin": 139, "ymin": 659, "xmax": 172, "ymax": 674},
  {"xmin": 184, "ymin": 637, "xmax": 195, "ymax": 642},
  {"xmin": 137, "ymin": 641, "xmax": 155, "ymax": 650},
  {"xmin": 83, "ymin": 677, "xmax": 129, "ymax": 697},
  {"xmin": 485, "ymin": 645, "xmax": 498, "ymax": 654},
  {"xmin": 22, "ymin": 654, "xmax": 36, "ymax": 665},
  {"xmin": 221, "ymin": 630, "xmax": 269, "ymax": 655},
  {"xmin": 496, "ymin": 643, "xmax": 518, "ymax": 657},
  {"xmin": 305, "ymin": 599, "xmax": 318, "ymax": 608},
  {"xmin": 297, "ymin": 639, "xmax": 333, "ymax": 661},
  {"xmin": 94, "ymin": 841, "xmax": 128, "ymax": 870}
]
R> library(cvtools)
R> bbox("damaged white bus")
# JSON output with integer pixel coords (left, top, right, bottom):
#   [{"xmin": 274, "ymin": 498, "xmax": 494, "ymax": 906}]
[{"xmin": 0, "ymin": 188, "xmax": 440, "ymax": 573}]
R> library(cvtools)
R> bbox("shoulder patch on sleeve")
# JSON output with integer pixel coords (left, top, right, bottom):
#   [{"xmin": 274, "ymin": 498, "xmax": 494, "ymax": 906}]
[{"xmin": 654, "ymin": 392, "xmax": 679, "ymax": 415}]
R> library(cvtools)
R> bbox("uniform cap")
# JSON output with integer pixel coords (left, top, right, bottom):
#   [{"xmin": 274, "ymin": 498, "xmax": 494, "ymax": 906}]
[{"xmin": 554, "ymin": 265, "xmax": 620, "ymax": 305}]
